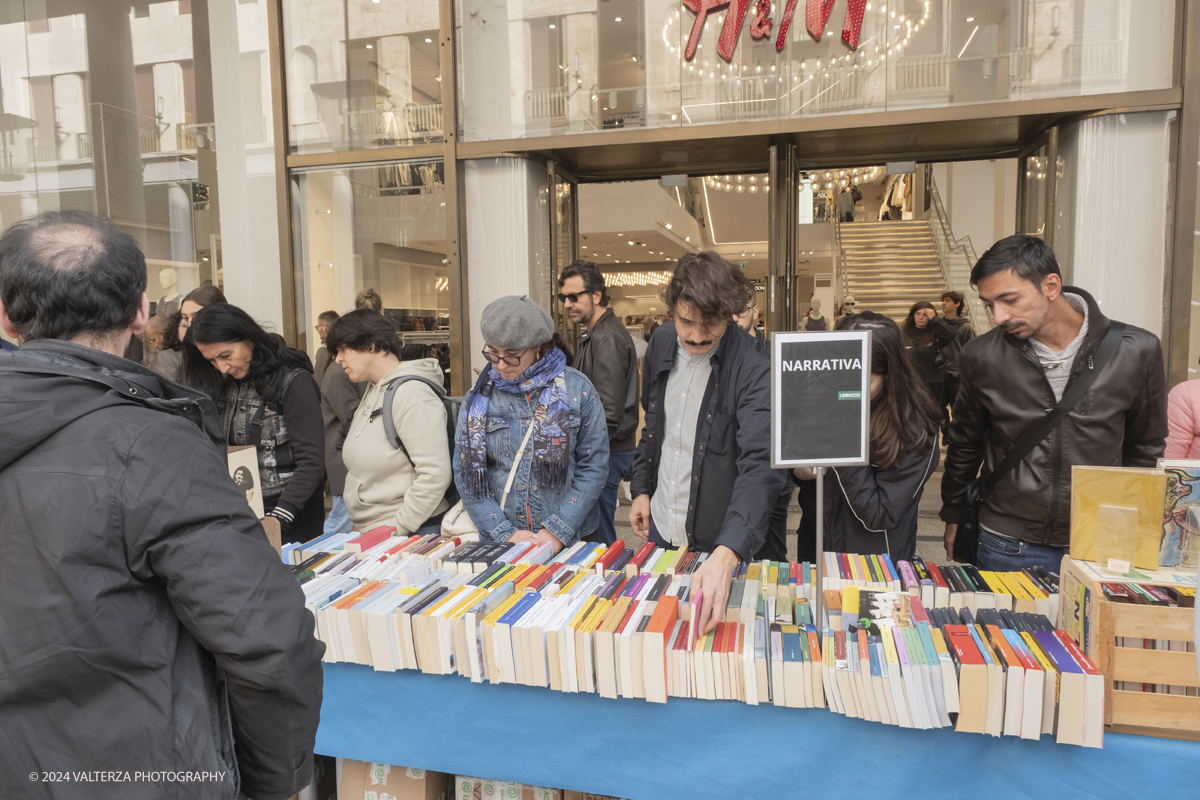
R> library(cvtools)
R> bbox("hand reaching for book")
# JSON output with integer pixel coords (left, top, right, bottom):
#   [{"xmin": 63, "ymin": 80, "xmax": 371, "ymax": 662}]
[
  {"xmin": 506, "ymin": 528, "xmax": 564, "ymax": 555},
  {"xmin": 943, "ymin": 523, "xmax": 957, "ymax": 561},
  {"xmin": 629, "ymin": 495, "xmax": 651, "ymax": 539},
  {"xmin": 691, "ymin": 545, "xmax": 740, "ymax": 636}
]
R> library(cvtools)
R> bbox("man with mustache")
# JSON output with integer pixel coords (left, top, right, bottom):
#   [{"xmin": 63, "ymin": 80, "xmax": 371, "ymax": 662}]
[
  {"xmin": 629, "ymin": 252, "xmax": 786, "ymax": 635},
  {"xmin": 941, "ymin": 234, "xmax": 1167, "ymax": 571}
]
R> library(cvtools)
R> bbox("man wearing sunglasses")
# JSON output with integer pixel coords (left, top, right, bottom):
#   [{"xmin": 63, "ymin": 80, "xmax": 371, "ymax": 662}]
[{"xmin": 558, "ymin": 260, "xmax": 639, "ymax": 545}]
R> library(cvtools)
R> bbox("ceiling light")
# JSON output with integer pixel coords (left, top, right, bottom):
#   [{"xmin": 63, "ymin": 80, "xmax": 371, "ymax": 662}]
[
  {"xmin": 425, "ymin": 38, "xmax": 433, "ymax": 43},
  {"xmin": 617, "ymin": 233, "xmax": 623, "ymax": 237},
  {"xmin": 366, "ymin": 44, "xmax": 373, "ymax": 49},
  {"xmin": 548, "ymin": 24, "xmax": 556, "ymax": 29},
  {"xmin": 632, "ymin": 55, "xmax": 638, "ymax": 62},
  {"xmin": 966, "ymin": 17, "xmax": 975, "ymax": 22},
  {"xmin": 615, "ymin": 17, "xmax": 622, "ymax": 22}
]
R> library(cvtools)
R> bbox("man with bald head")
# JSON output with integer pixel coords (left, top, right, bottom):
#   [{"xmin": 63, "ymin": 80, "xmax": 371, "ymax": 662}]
[{"xmin": 0, "ymin": 211, "xmax": 324, "ymax": 799}]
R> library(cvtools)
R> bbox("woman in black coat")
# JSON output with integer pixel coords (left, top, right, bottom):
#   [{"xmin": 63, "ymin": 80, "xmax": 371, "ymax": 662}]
[
  {"xmin": 901, "ymin": 300, "xmax": 955, "ymax": 408},
  {"xmin": 793, "ymin": 312, "xmax": 941, "ymax": 563}
]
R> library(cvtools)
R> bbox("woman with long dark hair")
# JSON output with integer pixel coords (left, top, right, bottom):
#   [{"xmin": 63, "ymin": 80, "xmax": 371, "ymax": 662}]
[
  {"xmin": 183, "ymin": 304, "xmax": 325, "ymax": 543},
  {"xmin": 901, "ymin": 300, "xmax": 953, "ymax": 405},
  {"xmin": 177, "ymin": 285, "xmax": 228, "ymax": 350},
  {"xmin": 794, "ymin": 311, "xmax": 941, "ymax": 562}
]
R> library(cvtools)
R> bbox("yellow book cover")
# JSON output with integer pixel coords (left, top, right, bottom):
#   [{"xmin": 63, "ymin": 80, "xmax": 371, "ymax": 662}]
[
  {"xmin": 767, "ymin": 565, "xmax": 779, "ymax": 586},
  {"xmin": 516, "ymin": 565, "xmax": 547, "ymax": 591},
  {"xmin": 483, "ymin": 592, "xmax": 524, "ymax": 626},
  {"xmin": 747, "ymin": 564, "xmax": 761, "ymax": 581},
  {"xmin": 1021, "ymin": 632, "xmax": 1055, "ymax": 672},
  {"xmin": 842, "ymin": 586, "xmax": 860, "ymax": 620},
  {"xmin": 445, "ymin": 587, "xmax": 487, "ymax": 620},
  {"xmin": 1069, "ymin": 465, "xmax": 1167, "ymax": 570},
  {"xmin": 1011, "ymin": 571, "xmax": 1047, "ymax": 600},
  {"xmin": 996, "ymin": 572, "xmax": 1033, "ymax": 601},
  {"xmin": 568, "ymin": 597, "xmax": 597, "ymax": 629}
]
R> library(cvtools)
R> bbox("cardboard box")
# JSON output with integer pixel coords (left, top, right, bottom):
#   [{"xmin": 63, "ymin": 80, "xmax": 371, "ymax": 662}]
[
  {"xmin": 454, "ymin": 776, "xmax": 561, "ymax": 800},
  {"xmin": 340, "ymin": 759, "xmax": 448, "ymax": 800}
]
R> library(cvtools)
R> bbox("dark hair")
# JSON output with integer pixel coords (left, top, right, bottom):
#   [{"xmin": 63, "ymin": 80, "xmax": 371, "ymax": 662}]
[
  {"xmin": 970, "ymin": 234, "xmax": 1061, "ymax": 287},
  {"xmin": 666, "ymin": 251, "xmax": 749, "ymax": 323},
  {"xmin": 160, "ymin": 310, "xmax": 184, "ymax": 350},
  {"xmin": 549, "ymin": 331, "xmax": 574, "ymax": 367},
  {"xmin": 941, "ymin": 290, "xmax": 965, "ymax": 316},
  {"xmin": 558, "ymin": 260, "xmax": 609, "ymax": 306},
  {"xmin": 325, "ymin": 308, "xmax": 401, "ymax": 357},
  {"xmin": 182, "ymin": 303, "xmax": 310, "ymax": 407},
  {"xmin": 182, "ymin": 284, "xmax": 227, "ymax": 309},
  {"xmin": 902, "ymin": 301, "xmax": 937, "ymax": 349},
  {"xmin": 317, "ymin": 310, "xmax": 341, "ymax": 325},
  {"xmin": 0, "ymin": 210, "xmax": 146, "ymax": 341},
  {"xmin": 842, "ymin": 311, "xmax": 940, "ymax": 469},
  {"xmin": 355, "ymin": 287, "xmax": 383, "ymax": 313}
]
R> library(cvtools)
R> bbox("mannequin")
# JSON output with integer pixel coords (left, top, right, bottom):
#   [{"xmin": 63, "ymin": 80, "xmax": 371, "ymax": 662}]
[
  {"xmin": 836, "ymin": 295, "xmax": 857, "ymax": 328},
  {"xmin": 804, "ymin": 296, "xmax": 827, "ymax": 331},
  {"xmin": 156, "ymin": 268, "xmax": 184, "ymax": 318}
]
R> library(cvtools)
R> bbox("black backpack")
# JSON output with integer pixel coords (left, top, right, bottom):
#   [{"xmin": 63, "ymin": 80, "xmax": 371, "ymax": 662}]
[{"xmin": 377, "ymin": 375, "xmax": 462, "ymax": 508}]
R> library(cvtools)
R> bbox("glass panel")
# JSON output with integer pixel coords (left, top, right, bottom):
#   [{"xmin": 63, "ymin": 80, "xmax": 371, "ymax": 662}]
[
  {"xmin": 549, "ymin": 169, "xmax": 578, "ymax": 346},
  {"xmin": 282, "ymin": 0, "xmax": 443, "ymax": 154},
  {"xmin": 0, "ymin": 0, "xmax": 283, "ymax": 342},
  {"xmin": 290, "ymin": 159, "xmax": 449, "ymax": 367},
  {"xmin": 457, "ymin": 0, "xmax": 1178, "ymax": 142},
  {"xmin": 1020, "ymin": 142, "xmax": 1050, "ymax": 239}
]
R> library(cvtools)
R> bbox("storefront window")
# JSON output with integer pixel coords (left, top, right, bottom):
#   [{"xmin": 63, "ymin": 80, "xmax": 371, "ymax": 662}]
[
  {"xmin": 282, "ymin": 0, "xmax": 443, "ymax": 154},
  {"xmin": 0, "ymin": 0, "xmax": 284, "ymax": 331},
  {"xmin": 290, "ymin": 159, "xmax": 449, "ymax": 368},
  {"xmin": 457, "ymin": 0, "xmax": 1177, "ymax": 142}
]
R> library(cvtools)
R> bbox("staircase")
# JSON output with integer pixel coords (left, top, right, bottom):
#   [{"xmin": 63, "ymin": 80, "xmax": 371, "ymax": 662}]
[{"xmin": 838, "ymin": 220, "xmax": 948, "ymax": 322}]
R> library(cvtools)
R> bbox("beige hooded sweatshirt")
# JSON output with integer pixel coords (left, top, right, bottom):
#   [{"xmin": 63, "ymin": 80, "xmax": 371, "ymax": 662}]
[{"xmin": 342, "ymin": 358, "xmax": 451, "ymax": 533}]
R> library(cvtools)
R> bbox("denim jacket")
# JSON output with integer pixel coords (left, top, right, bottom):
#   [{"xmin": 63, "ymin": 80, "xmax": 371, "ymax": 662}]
[{"xmin": 453, "ymin": 367, "xmax": 609, "ymax": 547}]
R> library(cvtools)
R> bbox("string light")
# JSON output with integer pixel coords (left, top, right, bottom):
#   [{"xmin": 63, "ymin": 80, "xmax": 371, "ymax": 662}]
[{"xmin": 602, "ymin": 271, "xmax": 674, "ymax": 288}]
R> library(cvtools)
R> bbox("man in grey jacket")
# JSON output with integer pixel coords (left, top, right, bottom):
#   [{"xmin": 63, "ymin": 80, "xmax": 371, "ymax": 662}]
[
  {"xmin": 559, "ymin": 260, "xmax": 638, "ymax": 545},
  {"xmin": 0, "ymin": 211, "xmax": 324, "ymax": 800}
]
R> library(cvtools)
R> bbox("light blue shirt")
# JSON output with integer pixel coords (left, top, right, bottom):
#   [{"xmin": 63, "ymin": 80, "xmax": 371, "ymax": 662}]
[{"xmin": 650, "ymin": 341, "xmax": 715, "ymax": 546}]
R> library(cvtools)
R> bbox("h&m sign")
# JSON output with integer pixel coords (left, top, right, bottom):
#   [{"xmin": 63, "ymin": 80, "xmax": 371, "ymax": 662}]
[{"xmin": 683, "ymin": 0, "xmax": 867, "ymax": 62}]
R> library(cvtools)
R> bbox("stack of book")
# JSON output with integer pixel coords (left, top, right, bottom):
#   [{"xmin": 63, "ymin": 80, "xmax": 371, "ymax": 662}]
[{"xmin": 290, "ymin": 528, "xmax": 1099, "ymax": 747}]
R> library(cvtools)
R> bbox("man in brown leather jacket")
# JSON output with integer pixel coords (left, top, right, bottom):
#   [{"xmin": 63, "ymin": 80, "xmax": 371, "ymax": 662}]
[{"xmin": 941, "ymin": 234, "xmax": 1167, "ymax": 572}]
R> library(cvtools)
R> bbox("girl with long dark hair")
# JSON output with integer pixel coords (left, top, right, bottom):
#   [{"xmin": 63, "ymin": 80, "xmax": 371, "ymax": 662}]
[
  {"xmin": 902, "ymin": 300, "xmax": 954, "ymax": 404},
  {"xmin": 794, "ymin": 311, "xmax": 941, "ymax": 561},
  {"xmin": 183, "ymin": 304, "xmax": 325, "ymax": 543}
]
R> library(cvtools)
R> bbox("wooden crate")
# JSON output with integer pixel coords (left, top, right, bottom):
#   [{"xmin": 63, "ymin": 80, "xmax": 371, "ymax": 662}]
[{"xmin": 1058, "ymin": 557, "xmax": 1199, "ymax": 740}]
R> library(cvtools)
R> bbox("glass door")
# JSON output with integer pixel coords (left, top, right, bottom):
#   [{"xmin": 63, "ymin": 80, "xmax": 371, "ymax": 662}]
[{"xmin": 547, "ymin": 162, "xmax": 580, "ymax": 351}]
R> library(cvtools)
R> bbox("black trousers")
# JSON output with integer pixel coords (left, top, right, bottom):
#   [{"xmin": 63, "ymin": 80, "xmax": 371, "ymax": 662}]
[
  {"xmin": 795, "ymin": 479, "xmax": 818, "ymax": 564},
  {"xmin": 753, "ymin": 488, "xmax": 792, "ymax": 562},
  {"xmin": 941, "ymin": 373, "xmax": 960, "ymax": 436}
]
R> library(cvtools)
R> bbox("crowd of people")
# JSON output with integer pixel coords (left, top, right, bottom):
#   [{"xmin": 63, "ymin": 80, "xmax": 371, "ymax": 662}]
[{"xmin": 0, "ymin": 210, "xmax": 1179, "ymax": 797}]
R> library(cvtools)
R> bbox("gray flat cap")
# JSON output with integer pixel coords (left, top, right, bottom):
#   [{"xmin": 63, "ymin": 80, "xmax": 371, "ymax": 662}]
[{"xmin": 480, "ymin": 295, "xmax": 555, "ymax": 350}]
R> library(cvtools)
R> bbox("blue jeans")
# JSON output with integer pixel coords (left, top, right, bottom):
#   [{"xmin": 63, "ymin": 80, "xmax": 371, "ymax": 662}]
[
  {"xmin": 588, "ymin": 449, "xmax": 635, "ymax": 545},
  {"xmin": 976, "ymin": 529, "xmax": 1068, "ymax": 575},
  {"xmin": 324, "ymin": 495, "xmax": 354, "ymax": 535}
]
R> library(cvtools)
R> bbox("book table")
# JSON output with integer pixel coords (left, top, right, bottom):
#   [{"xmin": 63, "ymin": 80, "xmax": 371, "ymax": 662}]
[{"xmin": 317, "ymin": 662, "xmax": 1200, "ymax": 799}]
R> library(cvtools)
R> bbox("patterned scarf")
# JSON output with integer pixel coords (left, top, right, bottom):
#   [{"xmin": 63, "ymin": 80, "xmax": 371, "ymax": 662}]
[{"xmin": 459, "ymin": 347, "xmax": 571, "ymax": 499}]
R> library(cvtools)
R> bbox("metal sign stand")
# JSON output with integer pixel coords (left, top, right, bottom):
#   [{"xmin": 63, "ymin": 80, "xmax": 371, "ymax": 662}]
[{"xmin": 814, "ymin": 467, "xmax": 825, "ymax": 627}]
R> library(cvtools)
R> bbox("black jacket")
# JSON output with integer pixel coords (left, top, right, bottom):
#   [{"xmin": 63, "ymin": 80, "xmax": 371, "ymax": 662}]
[
  {"xmin": 823, "ymin": 432, "xmax": 940, "ymax": 563},
  {"xmin": 940, "ymin": 287, "xmax": 1168, "ymax": 548},
  {"xmin": 630, "ymin": 322, "xmax": 787, "ymax": 561},
  {"xmin": 574, "ymin": 308, "xmax": 639, "ymax": 448},
  {"xmin": 0, "ymin": 341, "xmax": 324, "ymax": 800}
]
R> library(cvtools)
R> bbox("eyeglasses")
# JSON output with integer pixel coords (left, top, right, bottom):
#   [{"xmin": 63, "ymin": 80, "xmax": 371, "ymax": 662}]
[
  {"xmin": 481, "ymin": 347, "xmax": 531, "ymax": 367},
  {"xmin": 556, "ymin": 291, "xmax": 591, "ymax": 304}
]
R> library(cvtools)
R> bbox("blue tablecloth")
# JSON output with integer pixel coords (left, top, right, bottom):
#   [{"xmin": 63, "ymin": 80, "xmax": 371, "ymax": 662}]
[{"xmin": 317, "ymin": 662, "xmax": 1200, "ymax": 800}]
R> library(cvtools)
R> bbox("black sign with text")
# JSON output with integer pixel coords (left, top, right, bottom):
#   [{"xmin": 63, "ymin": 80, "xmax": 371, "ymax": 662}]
[{"xmin": 771, "ymin": 331, "xmax": 871, "ymax": 467}]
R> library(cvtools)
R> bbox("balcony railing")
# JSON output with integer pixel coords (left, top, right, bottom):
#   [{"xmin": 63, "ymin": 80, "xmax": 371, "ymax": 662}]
[
  {"xmin": 404, "ymin": 102, "xmax": 443, "ymax": 134},
  {"xmin": 891, "ymin": 56, "xmax": 949, "ymax": 94},
  {"xmin": 525, "ymin": 87, "xmax": 569, "ymax": 121},
  {"xmin": 929, "ymin": 178, "xmax": 990, "ymax": 333},
  {"xmin": 1065, "ymin": 40, "xmax": 1126, "ymax": 80}
]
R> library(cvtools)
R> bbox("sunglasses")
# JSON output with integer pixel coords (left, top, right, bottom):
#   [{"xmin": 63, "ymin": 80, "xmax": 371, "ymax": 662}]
[
  {"xmin": 556, "ymin": 291, "xmax": 592, "ymax": 304},
  {"xmin": 481, "ymin": 347, "xmax": 531, "ymax": 367}
]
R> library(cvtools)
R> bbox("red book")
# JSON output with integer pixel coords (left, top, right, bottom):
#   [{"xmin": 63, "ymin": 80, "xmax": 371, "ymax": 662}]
[
  {"xmin": 672, "ymin": 620, "xmax": 691, "ymax": 651},
  {"xmin": 945, "ymin": 624, "xmax": 985, "ymax": 665},
  {"xmin": 1054, "ymin": 631, "xmax": 1102, "ymax": 675},
  {"xmin": 345, "ymin": 525, "xmax": 396, "ymax": 553},
  {"xmin": 528, "ymin": 563, "xmax": 563, "ymax": 592},
  {"xmin": 838, "ymin": 553, "xmax": 850, "ymax": 581},
  {"xmin": 834, "ymin": 629, "xmax": 847, "ymax": 661},
  {"xmin": 630, "ymin": 542, "xmax": 656, "ymax": 569},
  {"xmin": 615, "ymin": 599, "xmax": 642, "ymax": 634},
  {"xmin": 790, "ymin": 561, "xmax": 800, "ymax": 586},
  {"xmin": 926, "ymin": 561, "xmax": 948, "ymax": 588},
  {"xmin": 598, "ymin": 540, "xmax": 626, "ymax": 570},
  {"xmin": 909, "ymin": 596, "xmax": 930, "ymax": 624}
]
